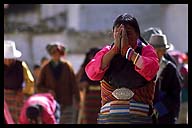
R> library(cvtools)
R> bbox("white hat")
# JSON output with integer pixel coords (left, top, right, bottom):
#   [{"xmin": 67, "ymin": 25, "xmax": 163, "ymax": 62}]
[
  {"xmin": 4, "ymin": 40, "xmax": 22, "ymax": 59},
  {"xmin": 149, "ymin": 34, "xmax": 170, "ymax": 49}
]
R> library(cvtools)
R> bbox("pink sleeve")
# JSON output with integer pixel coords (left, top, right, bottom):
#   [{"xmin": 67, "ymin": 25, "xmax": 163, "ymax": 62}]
[
  {"xmin": 85, "ymin": 45, "xmax": 111, "ymax": 81},
  {"xmin": 135, "ymin": 45, "xmax": 159, "ymax": 81},
  {"xmin": 42, "ymin": 94, "xmax": 57, "ymax": 124},
  {"xmin": 43, "ymin": 110, "xmax": 57, "ymax": 124}
]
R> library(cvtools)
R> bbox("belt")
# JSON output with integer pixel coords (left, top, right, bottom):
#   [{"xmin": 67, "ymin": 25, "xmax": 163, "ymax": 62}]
[{"xmin": 112, "ymin": 87, "xmax": 134, "ymax": 100}]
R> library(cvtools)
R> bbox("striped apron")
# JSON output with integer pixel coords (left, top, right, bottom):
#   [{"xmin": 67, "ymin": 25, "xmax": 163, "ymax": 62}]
[
  {"xmin": 60, "ymin": 105, "xmax": 76, "ymax": 124},
  {"xmin": 97, "ymin": 80, "xmax": 154, "ymax": 124},
  {"xmin": 97, "ymin": 100, "xmax": 152, "ymax": 124},
  {"xmin": 82, "ymin": 85, "xmax": 101, "ymax": 124},
  {"xmin": 4, "ymin": 89, "xmax": 24, "ymax": 123}
]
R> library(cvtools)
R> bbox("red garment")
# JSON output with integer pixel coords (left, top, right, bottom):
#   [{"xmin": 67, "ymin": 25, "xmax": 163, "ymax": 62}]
[{"xmin": 19, "ymin": 93, "xmax": 57, "ymax": 124}]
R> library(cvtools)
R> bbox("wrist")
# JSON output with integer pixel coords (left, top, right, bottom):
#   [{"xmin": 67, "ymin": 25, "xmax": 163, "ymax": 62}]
[
  {"xmin": 122, "ymin": 45, "xmax": 131, "ymax": 57},
  {"xmin": 125, "ymin": 47, "xmax": 134, "ymax": 61},
  {"xmin": 111, "ymin": 45, "xmax": 119, "ymax": 55},
  {"xmin": 133, "ymin": 53, "xmax": 140, "ymax": 65}
]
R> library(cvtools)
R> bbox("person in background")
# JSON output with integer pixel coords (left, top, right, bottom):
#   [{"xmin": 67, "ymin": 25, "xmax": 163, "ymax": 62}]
[
  {"xmin": 177, "ymin": 52, "xmax": 188, "ymax": 124},
  {"xmin": 4, "ymin": 40, "xmax": 35, "ymax": 123},
  {"xmin": 33, "ymin": 64, "xmax": 41, "ymax": 82},
  {"xmin": 40, "ymin": 56, "xmax": 49, "ymax": 68},
  {"xmin": 149, "ymin": 34, "xmax": 182, "ymax": 124},
  {"xmin": 142, "ymin": 27, "xmax": 178, "ymax": 67},
  {"xmin": 143, "ymin": 27, "xmax": 185, "ymax": 124},
  {"xmin": 19, "ymin": 93, "xmax": 60, "ymax": 124},
  {"xmin": 142, "ymin": 27, "xmax": 163, "ymax": 42},
  {"xmin": 85, "ymin": 13, "xmax": 159, "ymax": 124},
  {"xmin": 76, "ymin": 47, "xmax": 101, "ymax": 124},
  {"xmin": 36, "ymin": 42, "xmax": 80, "ymax": 124},
  {"xmin": 33, "ymin": 64, "xmax": 41, "ymax": 92}
]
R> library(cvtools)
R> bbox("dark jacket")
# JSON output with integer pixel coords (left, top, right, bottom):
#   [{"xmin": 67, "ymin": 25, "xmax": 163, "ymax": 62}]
[
  {"xmin": 4, "ymin": 60, "xmax": 23, "ymax": 90},
  {"xmin": 153, "ymin": 54, "xmax": 182, "ymax": 124}
]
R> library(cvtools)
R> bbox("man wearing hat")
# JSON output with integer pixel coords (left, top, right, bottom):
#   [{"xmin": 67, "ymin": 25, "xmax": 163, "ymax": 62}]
[
  {"xmin": 142, "ymin": 27, "xmax": 163, "ymax": 42},
  {"xmin": 149, "ymin": 34, "xmax": 182, "ymax": 124},
  {"xmin": 142, "ymin": 27, "xmax": 177, "ymax": 66},
  {"xmin": 36, "ymin": 42, "xmax": 80, "ymax": 124},
  {"xmin": 4, "ymin": 40, "xmax": 35, "ymax": 123}
]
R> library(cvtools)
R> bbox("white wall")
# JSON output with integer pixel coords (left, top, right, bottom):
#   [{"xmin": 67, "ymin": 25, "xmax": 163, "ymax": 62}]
[
  {"xmin": 161, "ymin": 4, "xmax": 188, "ymax": 52},
  {"xmin": 7, "ymin": 11, "xmax": 40, "ymax": 26},
  {"xmin": 78, "ymin": 4, "xmax": 162, "ymax": 32},
  {"xmin": 67, "ymin": 4, "xmax": 81, "ymax": 31},
  {"xmin": 40, "ymin": 4, "xmax": 68, "ymax": 19}
]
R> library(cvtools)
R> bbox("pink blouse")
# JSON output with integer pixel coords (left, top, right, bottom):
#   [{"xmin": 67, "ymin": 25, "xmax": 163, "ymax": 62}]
[
  {"xmin": 19, "ymin": 93, "xmax": 57, "ymax": 124},
  {"xmin": 85, "ymin": 44, "xmax": 159, "ymax": 81}
]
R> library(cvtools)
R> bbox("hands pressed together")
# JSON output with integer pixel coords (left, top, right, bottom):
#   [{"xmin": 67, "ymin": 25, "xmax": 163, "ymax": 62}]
[{"xmin": 112, "ymin": 24, "xmax": 131, "ymax": 57}]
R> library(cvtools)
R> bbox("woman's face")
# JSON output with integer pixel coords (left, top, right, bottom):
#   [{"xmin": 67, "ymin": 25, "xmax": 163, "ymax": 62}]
[
  {"xmin": 124, "ymin": 24, "xmax": 139, "ymax": 47},
  {"xmin": 113, "ymin": 24, "xmax": 139, "ymax": 48}
]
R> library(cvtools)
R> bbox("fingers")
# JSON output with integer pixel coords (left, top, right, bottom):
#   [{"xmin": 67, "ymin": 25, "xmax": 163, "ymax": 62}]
[
  {"xmin": 120, "ymin": 25, "xmax": 130, "ymax": 57},
  {"xmin": 114, "ymin": 24, "xmax": 123, "ymax": 37},
  {"xmin": 122, "ymin": 25, "xmax": 127, "ymax": 37},
  {"xmin": 113, "ymin": 24, "xmax": 128, "ymax": 55},
  {"xmin": 114, "ymin": 27, "xmax": 122, "ymax": 50}
]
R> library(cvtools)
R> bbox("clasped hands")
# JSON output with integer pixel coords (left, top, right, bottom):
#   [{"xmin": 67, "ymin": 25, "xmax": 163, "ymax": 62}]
[{"xmin": 112, "ymin": 24, "xmax": 131, "ymax": 57}]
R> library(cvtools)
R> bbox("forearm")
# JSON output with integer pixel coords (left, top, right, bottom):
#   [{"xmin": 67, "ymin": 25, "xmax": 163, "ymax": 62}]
[
  {"xmin": 134, "ymin": 45, "xmax": 159, "ymax": 81},
  {"xmin": 85, "ymin": 46, "xmax": 111, "ymax": 80},
  {"xmin": 101, "ymin": 46, "xmax": 117, "ymax": 70}
]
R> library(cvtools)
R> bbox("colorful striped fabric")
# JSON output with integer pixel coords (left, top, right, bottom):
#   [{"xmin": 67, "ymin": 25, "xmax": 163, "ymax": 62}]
[
  {"xmin": 60, "ymin": 105, "xmax": 76, "ymax": 124},
  {"xmin": 97, "ymin": 113, "xmax": 152, "ymax": 124},
  {"xmin": 100, "ymin": 100, "xmax": 149, "ymax": 116},
  {"xmin": 100, "ymin": 80, "xmax": 116, "ymax": 106},
  {"xmin": 131, "ymin": 81, "xmax": 156, "ymax": 105},
  {"xmin": 4, "ymin": 89, "xmax": 24, "ymax": 123},
  {"xmin": 4, "ymin": 100, "xmax": 14, "ymax": 124},
  {"xmin": 98, "ymin": 80, "xmax": 155, "ymax": 124},
  {"xmin": 98, "ymin": 100, "xmax": 152, "ymax": 124},
  {"xmin": 82, "ymin": 86, "xmax": 101, "ymax": 124},
  {"xmin": 101, "ymin": 80, "xmax": 155, "ymax": 106}
]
